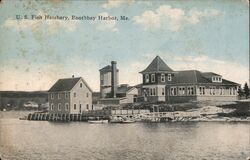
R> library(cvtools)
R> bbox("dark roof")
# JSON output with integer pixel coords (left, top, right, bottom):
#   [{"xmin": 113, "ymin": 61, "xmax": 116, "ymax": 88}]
[
  {"xmin": 171, "ymin": 70, "xmax": 239, "ymax": 85},
  {"xmin": 99, "ymin": 65, "xmax": 119, "ymax": 73},
  {"xmin": 221, "ymin": 79, "xmax": 240, "ymax": 85},
  {"xmin": 48, "ymin": 77, "xmax": 81, "ymax": 92},
  {"xmin": 117, "ymin": 85, "xmax": 134, "ymax": 94},
  {"xmin": 202, "ymin": 72, "xmax": 221, "ymax": 78},
  {"xmin": 173, "ymin": 70, "xmax": 211, "ymax": 84},
  {"xmin": 140, "ymin": 56, "xmax": 174, "ymax": 74}
]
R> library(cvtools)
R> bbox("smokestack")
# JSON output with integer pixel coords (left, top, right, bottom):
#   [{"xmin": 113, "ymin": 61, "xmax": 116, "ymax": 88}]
[{"xmin": 111, "ymin": 61, "xmax": 117, "ymax": 98}]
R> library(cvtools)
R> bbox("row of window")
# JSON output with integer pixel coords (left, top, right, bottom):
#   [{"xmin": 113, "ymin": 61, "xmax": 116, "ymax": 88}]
[
  {"xmin": 145, "ymin": 74, "xmax": 172, "ymax": 83},
  {"xmin": 148, "ymin": 88, "xmax": 165, "ymax": 96},
  {"xmin": 212, "ymin": 76, "xmax": 222, "ymax": 82},
  {"xmin": 50, "ymin": 92, "xmax": 89, "ymax": 99},
  {"xmin": 171, "ymin": 86, "xmax": 236, "ymax": 96},
  {"xmin": 170, "ymin": 86, "xmax": 195, "ymax": 96},
  {"xmin": 50, "ymin": 103, "xmax": 69, "ymax": 111}
]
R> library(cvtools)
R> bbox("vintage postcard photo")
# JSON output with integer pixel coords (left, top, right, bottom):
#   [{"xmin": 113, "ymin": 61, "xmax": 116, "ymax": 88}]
[{"xmin": 0, "ymin": 0, "xmax": 249, "ymax": 160}]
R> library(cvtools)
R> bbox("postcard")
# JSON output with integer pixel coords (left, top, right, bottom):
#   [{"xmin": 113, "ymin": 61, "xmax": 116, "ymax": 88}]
[{"xmin": 0, "ymin": 0, "xmax": 249, "ymax": 160}]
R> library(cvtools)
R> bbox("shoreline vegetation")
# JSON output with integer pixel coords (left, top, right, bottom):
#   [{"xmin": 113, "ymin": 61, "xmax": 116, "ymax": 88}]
[{"xmin": 1, "ymin": 100, "xmax": 250, "ymax": 122}]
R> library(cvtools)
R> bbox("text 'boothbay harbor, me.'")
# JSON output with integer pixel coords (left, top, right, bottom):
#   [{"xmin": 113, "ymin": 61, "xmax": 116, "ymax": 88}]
[{"xmin": 19, "ymin": 56, "xmax": 250, "ymax": 123}]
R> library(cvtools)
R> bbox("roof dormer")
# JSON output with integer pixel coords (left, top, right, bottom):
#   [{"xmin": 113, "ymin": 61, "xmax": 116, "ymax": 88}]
[{"xmin": 212, "ymin": 76, "xmax": 222, "ymax": 83}]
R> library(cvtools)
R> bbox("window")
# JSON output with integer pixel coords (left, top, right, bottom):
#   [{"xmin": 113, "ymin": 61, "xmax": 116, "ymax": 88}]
[
  {"xmin": 86, "ymin": 104, "xmax": 89, "ymax": 110},
  {"xmin": 212, "ymin": 76, "xmax": 222, "ymax": 82},
  {"xmin": 168, "ymin": 74, "xmax": 172, "ymax": 81},
  {"xmin": 86, "ymin": 92, "xmax": 89, "ymax": 97},
  {"xmin": 74, "ymin": 92, "xmax": 76, "ymax": 97},
  {"xmin": 229, "ymin": 87, "xmax": 235, "ymax": 95},
  {"xmin": 65, "ymin": 92, "xmax": 68, "ymax": 99},
  {"xmin": 151, "ymin": 74, "xmax": 155, "ymax": 82},
  {"xmin": 51, "ymin": 103, "xmax": 54, "ymax": 110},
  {"xmin": 170, "ymin": 87, "xmax": 177, "ymax": 96},
  {"xmin": 58, "ymin": 93, "xmax": 61, "ymax": 99},
  {"xmin": 219, "ymin": 87, "xmax": 223, "ymax": 95},
  {"xmin": 58, "ymin": 103, "xmax": 61, "ymax": 111},
  {"xmin": 51, "ymin": 93, "xmax": 54, "ymax": 99},
  {"xmin": 199, "ymin": 86, "xmax": 205, "ymax": 95},
  {"xmin": 149, "ymin": 88, "xmax": 156, "ymax": 96},
  {"xmin": 153, "ymin": 88, "xmax": 156, "ymax": 96},
  {"xmin": 187, "ymin": 86, "xmax": 194, "ymax": 95},
  {"xmin": 100, "ymin": 75, "xmax": 104, "ymax": 85},
  {"xmin": 162, "ymin": 88, "xmax": 165, "ymax": 96},
  {"xmin": 80, "ymin": 83, "xmax": 83, "ymax": 88},
  {"xmin": 74, "ymin": 104, "xmax": 76, "ymax": 110},
  {"xmin": 161, "ymin": 74, "xmax": 165, "ymax": 82},
  {"xmin": 150, "ymin": 88, "xmax": 152, "ymax": 96},
  {"xmin": 145, "ymin": 74, "xmax": 149, "ymax": 83},
  {"xmin": 178, "ymin": 87, "xmax": 185, "ymax": 95},
  {"xmin": 65, "ymin": 103, "xmax": 69, "ymax": 111},
  {"xmin": 210, "ymin": 87, "xmax": 216, "ymax": 95}
]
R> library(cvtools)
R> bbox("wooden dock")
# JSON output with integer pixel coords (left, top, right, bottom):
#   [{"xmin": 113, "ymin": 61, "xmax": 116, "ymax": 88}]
[{"xmin": 27, "ymin": 109, "xmax": 150, "ymax": 122}]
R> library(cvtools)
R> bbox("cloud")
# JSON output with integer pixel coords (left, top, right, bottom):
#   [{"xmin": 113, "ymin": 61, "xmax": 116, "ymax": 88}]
[
  {"xmin": 95, "ymin": 12, "xmax": 118, "ymax": 32},
  {"xmin": 102, "ymin": 0, "xmax": 134, "ymax": 9},
  {"xmin": 3, "ymin": 12, "xmax": 78, "ymax": 34},
  {"xmin": 133, "ymin": 5, "xmax": 220, "ymax": 31}
]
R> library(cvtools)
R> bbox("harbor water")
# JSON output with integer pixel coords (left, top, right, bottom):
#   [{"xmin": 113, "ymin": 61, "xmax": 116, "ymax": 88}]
[{"xmin": 0, "ymin": 111, "xmax": 249, "ymax": 160}]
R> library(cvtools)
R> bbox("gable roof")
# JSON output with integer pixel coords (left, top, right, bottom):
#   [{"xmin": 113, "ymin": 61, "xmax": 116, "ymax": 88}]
[
  {"xmin": 171, "ymin": 70, "xmax": 239, "ymax": 85},
  {"xmin": 140, "ymin": 56, "xmax": 174, "ymax": 74},
  {"xmin": 48, "ymin": 77, "xmax": 93, "ymax": 92}
]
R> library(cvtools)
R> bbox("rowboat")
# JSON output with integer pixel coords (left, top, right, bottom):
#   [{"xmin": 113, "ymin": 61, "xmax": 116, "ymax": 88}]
[
  {"xmin": 110, "ymin": 117, "xmax": 135, "ymax": 123},
  {"xmin": 19, "ymin": 116, "xmax": 28, "ymax": 120},
  {"xmin": 121, "ymin": 119, "xmax": 136, "ymax": 123},
  {"xmin": 88, "ymin": 120, "xmax": 108, "ymax": 124}
]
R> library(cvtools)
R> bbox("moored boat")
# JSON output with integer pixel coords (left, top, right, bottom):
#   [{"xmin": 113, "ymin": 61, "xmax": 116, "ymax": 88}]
[
  {"xmin": 88, "ymin": 120, "xmax": 108, "ymax": 124},
  {"xmin": 121, "ymin": 119, "xmax": 136, "ymax": 123},
  {"xmin": 19, "ymin": 116, "xmax": 28, "ymax": 120}
]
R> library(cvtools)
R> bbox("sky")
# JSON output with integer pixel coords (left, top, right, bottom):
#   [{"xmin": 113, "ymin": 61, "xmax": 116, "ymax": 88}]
[{"xmin": 0, "ymin": 0, "xmax": 249, "ymax": 91}]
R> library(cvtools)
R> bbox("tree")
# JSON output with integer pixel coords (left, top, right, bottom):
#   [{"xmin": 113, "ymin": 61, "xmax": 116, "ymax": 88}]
[
  {"xmin": 237, "ymin": 86, "xmax": 244, "ymax": 98},
  {"xmin": 243, "ymin": 82, "xmax": 249, "ymax": 99}
]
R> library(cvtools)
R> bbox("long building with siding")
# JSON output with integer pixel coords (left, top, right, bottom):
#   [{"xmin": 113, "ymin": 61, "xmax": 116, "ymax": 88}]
[{"xmin": 138, "ymin": 56, "xmax": 240, "ymax": 103}]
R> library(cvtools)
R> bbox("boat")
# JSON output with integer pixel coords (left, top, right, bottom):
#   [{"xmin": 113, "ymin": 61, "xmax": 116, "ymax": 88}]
[
  {"xmin": 110, "ymin": 116, "xmax": 124, "ymax": 123},
  {"xmin": 121, "ymin": 119, "xmax": 136, "ymax": 123},
  {"xmin": 110, "ymin": 116, "xmax": 136, "ymax": 123},
  {"xmin": 88, "ymin": 119, "xmax": 108, "ymax": 124},
  {"xmin": 19, "ymin": 116, "xmax": 28, "ymax": 120}
]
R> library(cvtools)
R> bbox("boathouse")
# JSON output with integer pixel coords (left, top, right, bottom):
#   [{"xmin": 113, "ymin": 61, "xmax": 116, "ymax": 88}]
[
  {"xmin": 48, "ymin": 76, "xmax": 93, "ymax": 114},
  {"xmin": 138, "ymin": 56, "xmax": 240, "ymax": 103}
]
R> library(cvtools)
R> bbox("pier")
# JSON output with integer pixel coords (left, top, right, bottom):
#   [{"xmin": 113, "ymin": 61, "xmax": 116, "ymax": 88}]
[{"xmin": 27, "ymin": 109, "xmax": 150, "ymax": 122}]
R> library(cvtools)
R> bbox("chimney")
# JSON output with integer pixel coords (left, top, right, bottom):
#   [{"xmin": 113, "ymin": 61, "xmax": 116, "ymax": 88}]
[{"xmin": 111, "ymin": 61, "xmax": 117, "ymax": 98}]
